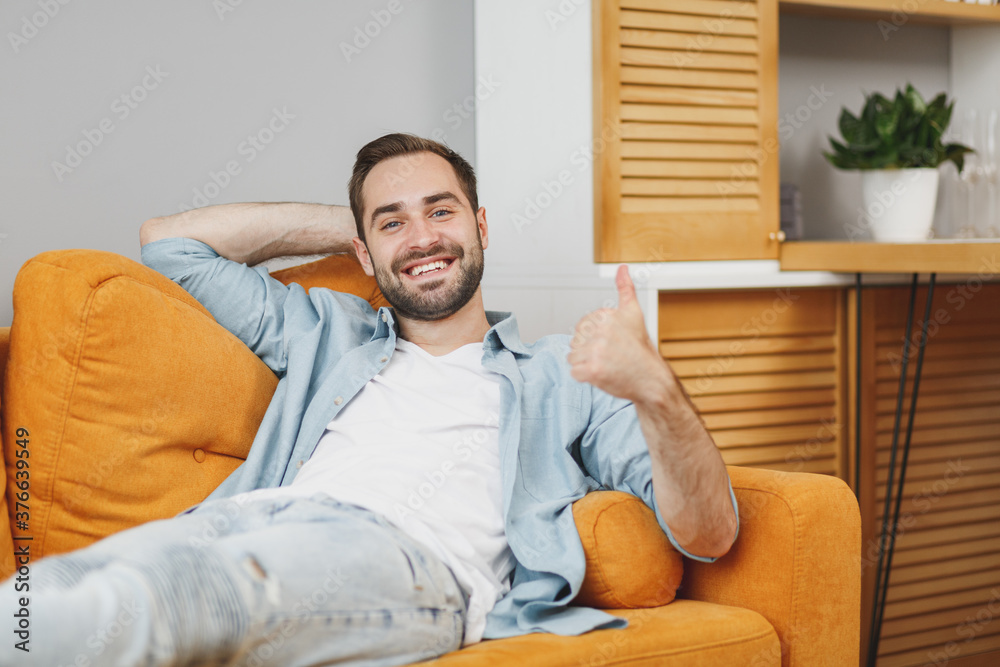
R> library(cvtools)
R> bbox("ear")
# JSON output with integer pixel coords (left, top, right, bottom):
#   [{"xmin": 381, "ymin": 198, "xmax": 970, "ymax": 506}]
[
  {"xmin": 477, "ymin": 207, "xmax": 489, "ymax": 250},
  {"xmin": 352, "ymin": 237, "xmax": 375, "ymax": 277}
]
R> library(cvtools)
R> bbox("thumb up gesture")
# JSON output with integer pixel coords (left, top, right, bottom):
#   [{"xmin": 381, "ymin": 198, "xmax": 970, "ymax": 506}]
[{"xmin": 568, "ymin": 265, "xmax": 663, "ymax": 402}]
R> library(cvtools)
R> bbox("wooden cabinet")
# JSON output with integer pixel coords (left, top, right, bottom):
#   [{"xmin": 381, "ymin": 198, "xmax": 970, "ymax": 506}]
[
  {"xmin": 860, "ymin": 284, "xmax": 1000, "ymax": 667},
  {"xmin": 593, "ymin": 0, "xmax": 1000, "ymax": 263},
  {"xmin": 594, "ymin": 0, "xmax": 1000, "ymax": 661},
  {"xmin": 659, "ymin": 287, "xmax": 849, "ymax": 475},
  {"xmin": 780, "ymin": 0, "xmax": 1000, "ymax": 24},
  {"xmin": 593, "ymin": 0, "xmax": 781, "ymax": 262},
  {"xmin": 659, "ymin": 281, "xmax": 1000, "ymax": 666}
]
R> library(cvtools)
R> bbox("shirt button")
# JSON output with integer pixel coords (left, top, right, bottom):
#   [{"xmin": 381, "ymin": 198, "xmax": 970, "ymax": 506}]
[
  {"xmin": 296, "ymin": 460, "xmax": 304, "ymax": 469},
  {"xmin": 380, "ymin": 356, "xmax": 388, "ymax": 363},
  {"xmin": 334, "ymin": 396, "xmax": 343, "ymax": 405},
  {"xmin": 381, "ymin": 313, "xmax": 388, "ymax": 323},
  {"xmin": 192, "ymin": 448, "xmax": 206, "ymax": 463}
]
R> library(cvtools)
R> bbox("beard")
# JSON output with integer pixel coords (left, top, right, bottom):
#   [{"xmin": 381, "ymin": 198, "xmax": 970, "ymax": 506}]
[{"xmin": 371, "ymin": 237, "xmax": 484, "ymax": 322}]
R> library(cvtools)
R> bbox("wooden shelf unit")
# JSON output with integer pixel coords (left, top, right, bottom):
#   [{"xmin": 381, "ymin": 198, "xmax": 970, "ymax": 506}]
[
  {"xmin": 592, "ymin": 0, "xmax": 781, "ymax": 263},
  {"xmin": 780, "ymin": 0, "xmax": 1000, "ymax": 26},
  {"xmin": 779, "ymin": 240, "xmax": 1000, "ymax": 274}
]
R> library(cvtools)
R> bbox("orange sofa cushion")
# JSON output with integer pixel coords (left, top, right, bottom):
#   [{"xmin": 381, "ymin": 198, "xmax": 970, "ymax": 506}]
[
  {"xmin": 1, "ymin": 251, "xmax": 382, "ymax": 560},
  {"xmin": 268, "ymin": 253, "xmax": 388, "ymax": 308},
  {"xmin": 572, "ymin": 490, "xmax": 683, "ymax": 609},
  {"xmin": 2, "ymin": 250, "xmax": 278, "ymax": 559},
  {"xmin": 423, "ymin": 601, "xmax": 779, "ymax": 666}
]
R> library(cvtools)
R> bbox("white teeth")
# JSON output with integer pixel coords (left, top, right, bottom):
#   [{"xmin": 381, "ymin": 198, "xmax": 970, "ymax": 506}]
[{"xmin": 408, "ymin": 260, "xmax": 448, "ymax": 276}]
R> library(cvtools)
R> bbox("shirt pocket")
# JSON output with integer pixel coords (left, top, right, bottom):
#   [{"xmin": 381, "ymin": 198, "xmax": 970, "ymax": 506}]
[{"xmin": 517, "ymin": 389, "xmax": 592, "ymax": 502}]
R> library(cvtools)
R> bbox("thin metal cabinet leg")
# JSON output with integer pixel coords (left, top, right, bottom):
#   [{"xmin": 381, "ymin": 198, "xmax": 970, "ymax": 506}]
[
  {"xmin": 879, "ymin": 274, "xmax": 937, "ymax": 629},
  {"xmin": 865, "ymin": 274, "xmax": 937, "ymax": 665},
  {"xmin": 855, "ymin": 272, "xmax": 862, "ymax": 499},
  {"xmin": 866, "ymin": 273, "xmax": 919, "ymax": 667}
]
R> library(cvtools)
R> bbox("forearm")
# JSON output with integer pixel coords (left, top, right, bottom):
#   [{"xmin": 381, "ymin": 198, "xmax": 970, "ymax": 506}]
[
  {"xmin": 139, "ymin": 202, "xmax": 357, "ymax": 265},
  {"xmin": 569, "ymin": 265, "xmax": 738, "ymax": 557},
  {"xmin": 633, "ymin": 362, "xmax": 738, "ymax": 559}
]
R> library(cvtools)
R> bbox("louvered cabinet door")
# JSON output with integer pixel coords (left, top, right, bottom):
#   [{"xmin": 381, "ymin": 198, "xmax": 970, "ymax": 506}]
[
  {"xmin": 863, "ymin": 285, "xmax": 1000, "ymax": 667},
  {"xmin": 594, "ymin": 0, "xmax": 780, "ymax": 262},
  {"xmin": 659, "ymin": 288, "xmax": 848, "ymax": 477}
]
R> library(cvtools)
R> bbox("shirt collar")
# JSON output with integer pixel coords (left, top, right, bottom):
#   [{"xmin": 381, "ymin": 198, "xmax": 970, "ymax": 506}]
[
  {"xmin": 371, "ymin": 307, "xmax": 396, "ymax": 342},
  {"xmin": 372, "ymin": 307, "xmax": 529, "ymax": 356},
  {"xmin": 484, "ymin": 311, "xmax": 530, "ymax": 356}
]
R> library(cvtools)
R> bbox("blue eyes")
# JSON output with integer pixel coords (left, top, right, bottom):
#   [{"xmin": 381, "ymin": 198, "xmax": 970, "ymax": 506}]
[{"xmin": 380, "ymin": 210, "xmax": 452, "ymax": 230}]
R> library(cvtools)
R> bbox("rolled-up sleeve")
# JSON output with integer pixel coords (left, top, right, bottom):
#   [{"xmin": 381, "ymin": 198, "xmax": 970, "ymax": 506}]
[
  {"xmin": 141, "ymin": 237, "xmax": 296, "ymax": 375},
  {"xmin": 578, "ymin": 386, "xmax": 739, "ymax": 563}
]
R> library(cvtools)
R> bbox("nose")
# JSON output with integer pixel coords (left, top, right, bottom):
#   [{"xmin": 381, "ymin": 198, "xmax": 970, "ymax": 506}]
[{"xmin": 405, "ymin": 215, "xmax": 441, "ymax": 250}]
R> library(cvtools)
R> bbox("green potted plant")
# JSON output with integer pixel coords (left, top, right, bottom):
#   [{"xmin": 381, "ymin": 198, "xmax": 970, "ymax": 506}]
[{"xmin": 824, "ymin": 84, "xmax": 973, "ymax": 242}]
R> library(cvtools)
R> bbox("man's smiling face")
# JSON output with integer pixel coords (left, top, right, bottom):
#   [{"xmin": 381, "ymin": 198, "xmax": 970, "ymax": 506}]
[{"xmin": 354, "ymin": 151, "xmax": 488, "ymax": 322}]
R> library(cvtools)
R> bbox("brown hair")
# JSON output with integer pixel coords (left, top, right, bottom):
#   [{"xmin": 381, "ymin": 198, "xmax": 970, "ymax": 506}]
[{"xmin": 348, "ymin": 133, "xmax": 478, "ymax": 242}]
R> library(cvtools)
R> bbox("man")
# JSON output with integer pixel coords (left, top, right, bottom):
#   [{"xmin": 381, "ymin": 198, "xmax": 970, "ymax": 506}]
[{"xmin": 1, "ymin": 133, "xmax": 737, "ymax": 666}]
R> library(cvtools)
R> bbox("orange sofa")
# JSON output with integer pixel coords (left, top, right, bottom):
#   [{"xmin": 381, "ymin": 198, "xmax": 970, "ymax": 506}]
[{"xmin": 0, "ymin": 249, "xmax": 861, "ymax": 666}]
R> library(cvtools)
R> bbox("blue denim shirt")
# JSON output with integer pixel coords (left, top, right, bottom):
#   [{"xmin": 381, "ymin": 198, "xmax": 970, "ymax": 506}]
[{"xmin": 141, "ymin": 237, "xmax": 738, "ymax": 639}]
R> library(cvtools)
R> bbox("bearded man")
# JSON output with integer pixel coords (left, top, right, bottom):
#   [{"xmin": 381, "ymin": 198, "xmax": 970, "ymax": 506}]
[{"xmin": 0, "ymin": 133, "xmax": 737, "ymax": 667}]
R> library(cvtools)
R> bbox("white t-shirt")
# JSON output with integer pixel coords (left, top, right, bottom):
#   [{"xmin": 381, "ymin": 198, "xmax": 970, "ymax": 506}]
[{"xmin": 232, "ymin": 338, "xmax": 514, "ymax": 644}]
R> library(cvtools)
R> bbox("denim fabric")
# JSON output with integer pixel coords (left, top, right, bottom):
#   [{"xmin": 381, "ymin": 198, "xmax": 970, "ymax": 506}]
[
  {"xmin": 140, "ymin": 238, "xmax": 739, "ymax": 639},
  {"xmin": 0, "ymin": 495, "xmax": 467, "ymax": 667}
]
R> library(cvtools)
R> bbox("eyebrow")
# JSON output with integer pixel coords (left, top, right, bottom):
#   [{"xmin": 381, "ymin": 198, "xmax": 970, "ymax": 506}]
[{"xmin": 368, "ymin": 191, "xmax": 463, "ymax": 229}]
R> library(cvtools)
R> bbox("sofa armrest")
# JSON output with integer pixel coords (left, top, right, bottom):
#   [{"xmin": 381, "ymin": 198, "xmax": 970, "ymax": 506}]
[{"xmin": 680, "ymin": 466, "xmax": 860, "ymax": 667}]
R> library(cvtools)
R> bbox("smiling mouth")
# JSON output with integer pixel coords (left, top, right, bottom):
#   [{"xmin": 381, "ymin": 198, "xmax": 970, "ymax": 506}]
[{"xmin": 406, "ymin": 258, "xmax": 454, "ymax": 277}]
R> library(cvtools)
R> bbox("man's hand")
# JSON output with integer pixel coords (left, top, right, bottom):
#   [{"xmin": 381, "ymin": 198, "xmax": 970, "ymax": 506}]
[
  {"xmin": 568, "ymin": 265, "xmax": 668, "ymax": 404},
  {"xmin": 570, "ymin": 265, "xmax": 738, "ymax": 559}
]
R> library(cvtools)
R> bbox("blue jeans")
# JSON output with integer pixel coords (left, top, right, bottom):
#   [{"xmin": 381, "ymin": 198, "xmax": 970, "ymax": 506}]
[{"xmin": 1, "ymin": 494, "xmax": 468, "ymax": 666}]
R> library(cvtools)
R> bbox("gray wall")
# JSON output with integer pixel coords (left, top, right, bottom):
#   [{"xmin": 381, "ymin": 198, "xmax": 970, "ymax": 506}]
[
  {"xmin": 0, "ymin": 1, "xmax": 475, "ymax": 326},
  {"xmin": 953, "ymin": 25, "xmax": 1000, "ymax": 114}
]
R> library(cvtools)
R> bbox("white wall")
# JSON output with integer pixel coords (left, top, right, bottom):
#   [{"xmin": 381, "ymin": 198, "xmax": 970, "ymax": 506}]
[
  {"xmin": 475, "ymin": 0, "xmax": 618, "ymax": 343},
  {"xmin": 0, "ymin": 1, "xmax": 474, "ymax": 326}
]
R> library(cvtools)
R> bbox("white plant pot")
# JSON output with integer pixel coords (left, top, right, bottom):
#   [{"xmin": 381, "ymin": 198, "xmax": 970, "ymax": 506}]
[{"xmin": 860, "ymin": 168, "xmax": 940, "ymax": 242}]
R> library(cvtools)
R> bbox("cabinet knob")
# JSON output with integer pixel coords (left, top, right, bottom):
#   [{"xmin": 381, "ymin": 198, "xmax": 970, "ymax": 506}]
[{"xmin": 769, "ymin": 231, "xmax": 787, "ymax": 242}]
